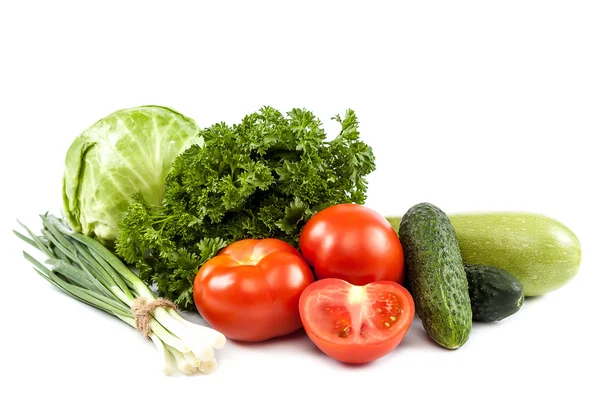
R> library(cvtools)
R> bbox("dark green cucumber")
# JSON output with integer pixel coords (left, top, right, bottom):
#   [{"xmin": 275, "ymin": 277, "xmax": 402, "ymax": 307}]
[
  {"xmin": 398, "ymin": 203, "xmax": 472, "ymax": 349},
  {"xmin": 464, "ymin": 264, "xmax": 524, "ymax": 322}
]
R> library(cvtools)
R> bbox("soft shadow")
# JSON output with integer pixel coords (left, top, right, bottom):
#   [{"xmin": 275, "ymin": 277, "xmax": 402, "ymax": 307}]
[
  {"xmin": 522, "ymin": 294, "xmax": 546, "ymax": 304},
  {"xmin": 397, "ymin": 319, "xmax": 436, "ymax": 350},
  {"xmin": 178, "ymin": 310, "xmax": 212, "ymax": 327},
  {"xmin": 334, "ymin": 360, "xmax": 373, "ymax": 370},
  {"xmin": 232, "ymin": 328, "xmax": 313, "ymax": 349}
]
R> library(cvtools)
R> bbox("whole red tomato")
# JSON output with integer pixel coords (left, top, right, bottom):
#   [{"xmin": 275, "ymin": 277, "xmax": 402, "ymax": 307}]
[
  {"xmin": 300, "ymin": 278, "xmax": 415, "ymax": 364},
  {"xmin": 193, "ymin": 238, "xmax": 314, "ymax": 342},
  {"xmin": 300, "ymin": 203, "xmax": 405, "ymax": 285}
]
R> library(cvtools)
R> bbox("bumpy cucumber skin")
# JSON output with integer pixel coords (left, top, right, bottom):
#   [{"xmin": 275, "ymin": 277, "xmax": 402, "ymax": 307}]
[
  {"xmin": 465, "ymin": 264, "xmax": 524, "ymax": 322},
  {"xmin": 450, "ymin": 213, "xmax": 581, "ymax": 296},
  {"xmin": 398, "ymin": 203, "xmax": 472, "ymax": 350}
]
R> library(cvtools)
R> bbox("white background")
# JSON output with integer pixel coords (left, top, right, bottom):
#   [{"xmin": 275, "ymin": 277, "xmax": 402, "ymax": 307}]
[{"xmin": 1, "ymin": 1, "xmax": 599, "ymax": 399}]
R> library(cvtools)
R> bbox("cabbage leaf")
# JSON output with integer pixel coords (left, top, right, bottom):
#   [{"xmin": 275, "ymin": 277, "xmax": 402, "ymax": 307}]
[{"xmin": 62, "ymin": 105, "xmax": 203, "ymax": 246}]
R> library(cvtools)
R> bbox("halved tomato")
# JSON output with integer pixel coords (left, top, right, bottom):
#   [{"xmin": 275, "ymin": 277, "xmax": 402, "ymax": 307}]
[{"xmin": 299, "ymin": 278, "xmax": 414, "ymax": 364}]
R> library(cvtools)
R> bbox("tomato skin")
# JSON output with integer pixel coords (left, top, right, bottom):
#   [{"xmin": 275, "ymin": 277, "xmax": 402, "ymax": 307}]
[
  {"xmin": 305, "ymin": 331, "xmax": 405, "ymax": 365},
  {"xmin": 193, "ymin": 238, "xmax": 314, "ymax": 342},
  {"xmin": 299, "ymin": 278, "xmax": 415, "ymax": 364},
  {"xmin": 300, "ymin": 203, "xmax": 405, "ymax": 285}
]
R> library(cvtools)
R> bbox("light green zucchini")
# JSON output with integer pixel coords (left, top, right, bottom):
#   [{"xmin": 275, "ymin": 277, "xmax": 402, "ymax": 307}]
[{"xmin": 387, "ymin": 212, "xmax": 581, "ymax": 296}]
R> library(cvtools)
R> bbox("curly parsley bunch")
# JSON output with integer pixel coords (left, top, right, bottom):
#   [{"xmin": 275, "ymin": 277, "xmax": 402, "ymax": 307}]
[{"xmin": 116, "ymin": 106, "xmax": 376, "ymax": 310}]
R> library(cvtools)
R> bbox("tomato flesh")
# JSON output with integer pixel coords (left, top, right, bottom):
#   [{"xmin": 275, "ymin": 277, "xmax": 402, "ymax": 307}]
[{"xmin": 300, "ymin": 279, "xmax": 414, "ymax": 364}]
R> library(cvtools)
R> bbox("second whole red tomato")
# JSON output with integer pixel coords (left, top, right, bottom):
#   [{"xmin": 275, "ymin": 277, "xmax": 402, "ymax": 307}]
[
  {"xmin": 300, "ymin": 203, "xmax": 405, "ymax": 285},
  {"xmin": 193, "ymin": 238, "xmax": 314, "ymax": 342}
]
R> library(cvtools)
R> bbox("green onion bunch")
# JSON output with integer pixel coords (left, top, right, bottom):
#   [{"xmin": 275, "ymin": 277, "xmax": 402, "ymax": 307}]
[{"xmin": 15, "ymin": 214, "xmax": 225, "ymax": 375}]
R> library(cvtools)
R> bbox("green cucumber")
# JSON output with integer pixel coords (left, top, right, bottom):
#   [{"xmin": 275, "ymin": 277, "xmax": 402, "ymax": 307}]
[
  {"xmin": 465, "ymin": 264, "xmax": 524, "ymax": 322},
  {"xmin": 386, "ymin": 212, "xmax": 581, "ymax": 296},
  {"xmin": 398, "ymin": 203, "xmax": 472, "ymax": 350}
]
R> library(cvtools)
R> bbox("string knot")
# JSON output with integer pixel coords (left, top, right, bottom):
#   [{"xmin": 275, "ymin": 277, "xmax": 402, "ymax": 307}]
[{"xmin": 131, "ymin": 297, "xmax": 176, "ymax": 337}]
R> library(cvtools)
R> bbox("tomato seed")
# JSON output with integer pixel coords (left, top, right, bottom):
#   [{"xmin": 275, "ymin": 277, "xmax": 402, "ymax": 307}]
[{"xmin": 338, "ymin": 326, "xmax": 351, "ymax": 338}]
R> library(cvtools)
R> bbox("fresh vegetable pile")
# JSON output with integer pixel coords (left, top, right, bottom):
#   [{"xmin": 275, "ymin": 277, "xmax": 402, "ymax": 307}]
[{"xmin": 15, "ymin": 105, "xmax": 582, "ymax": 374}]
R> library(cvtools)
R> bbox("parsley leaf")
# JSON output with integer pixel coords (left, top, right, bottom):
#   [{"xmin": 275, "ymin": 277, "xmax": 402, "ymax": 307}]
[{"xmin": 115, "ymin": 106, "xmax": 376, "ymax": 310}]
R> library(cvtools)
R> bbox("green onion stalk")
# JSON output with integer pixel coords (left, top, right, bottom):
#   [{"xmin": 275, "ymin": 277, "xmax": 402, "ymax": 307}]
[{"xmin": 15, "ymin": 214, "xmax": 226, "ymax": 376}]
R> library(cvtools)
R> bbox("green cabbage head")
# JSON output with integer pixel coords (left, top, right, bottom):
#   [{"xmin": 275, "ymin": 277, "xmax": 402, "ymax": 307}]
[{"xmin": 62, "ymin": 105, "xmax": 203, "ymax": 246}]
